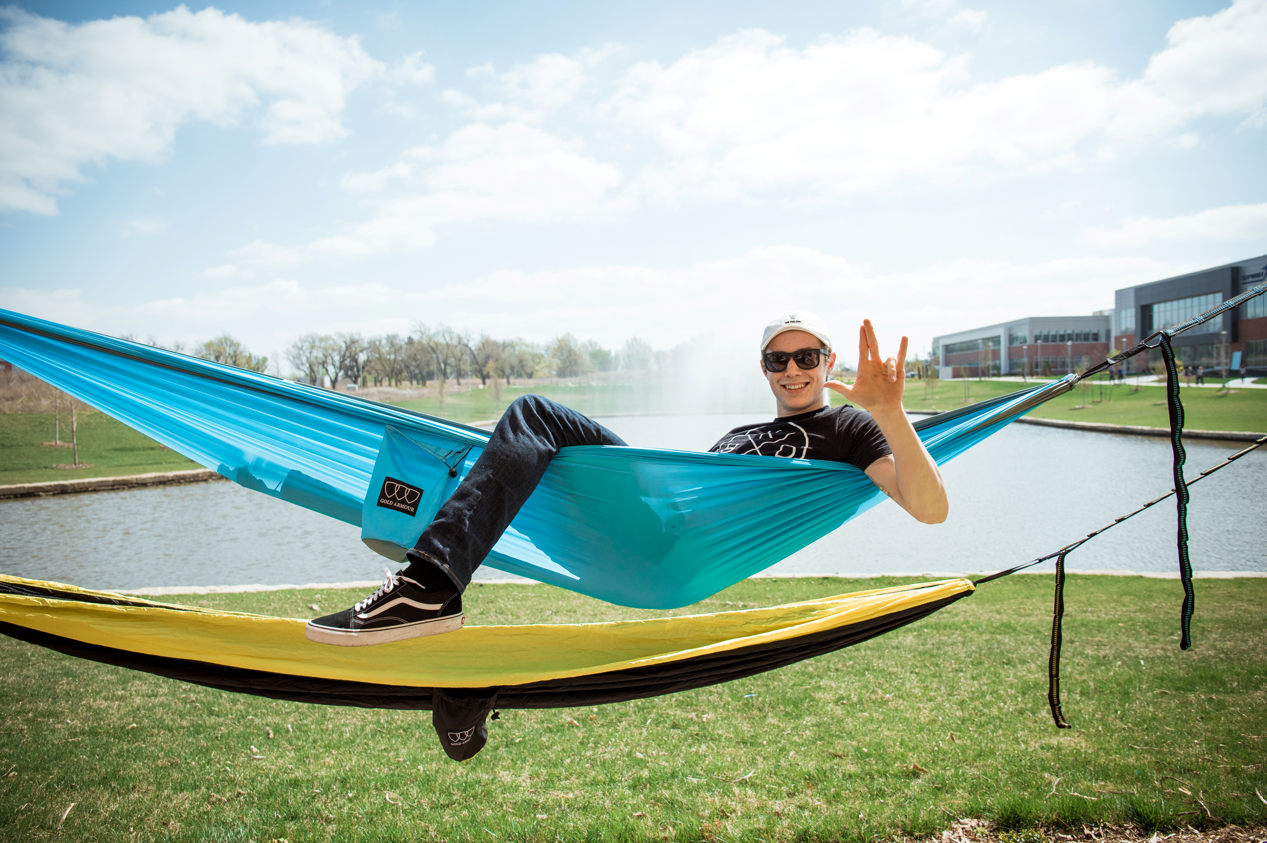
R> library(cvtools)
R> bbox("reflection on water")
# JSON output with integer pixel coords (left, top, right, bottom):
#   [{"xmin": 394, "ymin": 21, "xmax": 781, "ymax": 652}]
[{"xmin": 0, "ymin": 412, "xmax": 1263, "ymax": 590}]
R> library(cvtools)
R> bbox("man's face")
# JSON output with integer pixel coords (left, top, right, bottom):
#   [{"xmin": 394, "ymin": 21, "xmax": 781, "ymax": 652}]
[{"xmin": 761, "ymin": 329, "xmax": 836, "ymax": 418}]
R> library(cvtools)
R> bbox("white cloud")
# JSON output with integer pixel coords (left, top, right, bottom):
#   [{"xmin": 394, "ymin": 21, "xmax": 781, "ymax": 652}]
[
  {"xmin": 200, "ymin": 264, "xmax": 243, "ymax": 278},
  {"xmin": 1110, "ymin": 0, "xmax": 1267, "ymax": 140},
  {"xmin": 229, "ymin": 239, "xmax": 306, "ymax": 266},
  {"xmin": 391, "ymin": 51, "xmax": 435, "ymax": 86},
  {"xmin": 312, "ymin": 123, "xmax": 622, "ymax": 255},
  {"xmin": 418, "ymin": 249, "xmax": 1168, "ymax": 355},
  {"xmin": 899, "ymin": 0, "xmax": 988, "ymax": 31},
  {"xmin": 1082, "ymin": 203, "xmax": 1267, "ymax": 248},
  {"xmin": 120, "ymin": 217, "xmax": 168, "ymax": 238},
  {"xmin": 605, "ymin": 29, "xmax": 1115, "ymax": 201},
  {"xmin": 444, "ymin": 44, "xmax": 622, "ymax": 123},
  {"xmin": 339, "ymin": 162, "xmax": 416, "ymax": 192},
  {"xmin": 0, "ymin": 7, "xmax": 383, "ymax": 214},
  {"xmin": 947, "ymin": 8, "xmax": 988, "ymax": 30},
  {"xmin": 604, "ymin": 3, "xmax": 1267, "ymax": 202},
  {"xmin": 4, "ymin": 249, "xmax": 1180, "ymax": 380},
  {"xmin": 468, "ymin": 53, "xmax": 587, "ymax": 111}
]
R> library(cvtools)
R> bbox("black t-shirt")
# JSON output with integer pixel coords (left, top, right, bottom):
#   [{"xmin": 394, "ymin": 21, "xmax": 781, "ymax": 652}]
[{"xmin": 708, "ymin": 405, "xmax": 891, "ymax": 471}]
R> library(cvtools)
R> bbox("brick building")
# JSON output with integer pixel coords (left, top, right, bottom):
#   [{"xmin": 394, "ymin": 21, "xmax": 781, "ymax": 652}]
[
  {"xmin": 932, "ymin": 253, "xmax": 1267, "ymax": 380},
  {"xmin": 933, "ymin": 315, "xmax": 1112, "ymax": 379},
  {"xmin": 1113, "ymin": 254, "xmax": 1267, "ymax": 376}
]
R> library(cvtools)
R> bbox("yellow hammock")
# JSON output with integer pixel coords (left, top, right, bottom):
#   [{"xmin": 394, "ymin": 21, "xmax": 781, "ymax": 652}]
[{"xmin": 0, "ymin": 574, "xmax": 973, "ymax": 759}]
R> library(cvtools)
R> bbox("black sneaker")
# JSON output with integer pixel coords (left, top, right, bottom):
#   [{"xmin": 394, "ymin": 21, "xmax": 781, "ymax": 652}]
[{"xmin": 305, "ymin": 570, "xmax": 464, "ymax": 646}]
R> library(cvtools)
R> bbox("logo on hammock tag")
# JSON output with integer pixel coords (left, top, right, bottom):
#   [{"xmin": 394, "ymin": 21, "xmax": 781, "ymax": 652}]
[
  {"xmin": 377, "ymin": 476, "xmax": 423, "ymax": 516},
  {"xmin": 447, "ymin": 726, "xmax": 476, "ymax": 746}
]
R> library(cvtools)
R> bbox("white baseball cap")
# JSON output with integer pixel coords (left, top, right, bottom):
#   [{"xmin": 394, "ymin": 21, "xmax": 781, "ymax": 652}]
[{"xmin": 760, "ymin": 312, "xmax": 833, "ymax": 352}]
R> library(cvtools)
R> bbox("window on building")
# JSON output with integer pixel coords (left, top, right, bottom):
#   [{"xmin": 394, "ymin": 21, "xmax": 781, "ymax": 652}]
[
  {"xmin": 1008, "ymin": 332, "xmax": 1027, "ymax": 345},
  {"xmin": 1142, "ymin": 293, "xmax": 1222, "ymax": 334},
  {"xmin": 943, "ymin": 336, "xmax": 1001, "ymax": 355},
  {"xmin": 1248, "ymin": 296, "xmax": 1267, "ymax": 320},
  {"xmin": 1118, "ymin": 308, "xmax": 1136, "ymax": 334},
  {"xmin": 1245, "ymin": 340, "xmax": 1267, "ymax": 367}
]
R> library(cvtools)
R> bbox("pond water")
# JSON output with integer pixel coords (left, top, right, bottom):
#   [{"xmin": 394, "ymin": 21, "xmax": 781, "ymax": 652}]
[{"xmin": 0, "ymin": 413, "xmax": 1263, "ymax": 591}]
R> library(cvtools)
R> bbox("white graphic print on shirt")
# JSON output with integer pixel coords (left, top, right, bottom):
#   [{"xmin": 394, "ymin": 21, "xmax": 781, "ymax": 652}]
[{"xmin": 713, "ymin": 422, "xmax": 810, "ymax": 459}]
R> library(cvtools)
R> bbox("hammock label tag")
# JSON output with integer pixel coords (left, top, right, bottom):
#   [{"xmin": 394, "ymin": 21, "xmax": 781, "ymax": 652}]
[{"xmin": 376, "ymin": 476, "xmax": 423, "ymax": 517}]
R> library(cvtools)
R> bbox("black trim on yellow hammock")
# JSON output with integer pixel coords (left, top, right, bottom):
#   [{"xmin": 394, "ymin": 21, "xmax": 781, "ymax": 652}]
[{"xmin": 0, "ymin": 576, "xmax": 973, "ymax": 759}]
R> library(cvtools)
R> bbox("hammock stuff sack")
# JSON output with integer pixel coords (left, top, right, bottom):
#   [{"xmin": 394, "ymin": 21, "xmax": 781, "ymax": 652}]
[
  {"xmin": 0, "ymin": 308, "xmax": 1071, "ymax": 609},
  {"xmin": 0, "ymin": 575, "xmax": 974, "ymax": 760}
]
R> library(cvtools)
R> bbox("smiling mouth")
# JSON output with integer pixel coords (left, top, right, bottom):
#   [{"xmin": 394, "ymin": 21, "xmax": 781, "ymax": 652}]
[{"xmin": 782, "ymin": 382, "xmax": 809, "ymax": 392}]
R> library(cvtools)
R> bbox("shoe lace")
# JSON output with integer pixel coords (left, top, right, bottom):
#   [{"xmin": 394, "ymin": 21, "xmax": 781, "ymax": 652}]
[{"xmin": 354, "ymin": 568, "xmax": 400, "ymax": 613}]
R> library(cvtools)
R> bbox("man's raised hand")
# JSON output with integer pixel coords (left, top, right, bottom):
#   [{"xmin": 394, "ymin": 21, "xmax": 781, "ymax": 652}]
[{"xmin": 826, "ymin": 319, "xmax": 908, "ymax": 413}]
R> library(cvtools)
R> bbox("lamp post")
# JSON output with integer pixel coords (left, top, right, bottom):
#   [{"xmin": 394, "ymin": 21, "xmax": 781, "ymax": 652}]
[
  {"xmin": 1221, "ymin": 329, "xmax": 1229, "ymax": 389},
  {"xmin": 1066, "ymin": 339, "xmax": 1073, "ymax": 377},
  {"xmin": 1036, "ymin": 339, "xmax": 1043, "ymax": 379}
]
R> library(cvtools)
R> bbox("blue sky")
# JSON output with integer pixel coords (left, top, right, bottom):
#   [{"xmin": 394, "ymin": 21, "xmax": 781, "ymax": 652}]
[{"xmin": 2, "ymin": 0, "xmax": 1265, "ymax": 371}]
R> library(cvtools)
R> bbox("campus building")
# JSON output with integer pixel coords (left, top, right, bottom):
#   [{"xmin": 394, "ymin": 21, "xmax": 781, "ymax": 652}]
[
  {"xmin": 933, "ymin": 315, "xmax": 1111, "ymax": 379},
  {"xmin": 932, "ymin": 252, "xmax": 1267, "ymax": 379},
  {"xmin": 1113, "ymin": 253, "xmax": 1267, "ymax": 375}
]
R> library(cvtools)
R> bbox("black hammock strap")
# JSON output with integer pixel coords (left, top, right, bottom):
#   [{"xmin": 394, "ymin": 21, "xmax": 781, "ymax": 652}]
[
  {"xmin": 1159, "ymin": 333, "xmax": 1196, "ymax": 651},
  {"xmin": 1034, "ymin": 434, "xmax": 1264, "ymax": 727},
  {"xmin": 975, "ymin": 280, "xmax": 1267, "ymax": 729}
]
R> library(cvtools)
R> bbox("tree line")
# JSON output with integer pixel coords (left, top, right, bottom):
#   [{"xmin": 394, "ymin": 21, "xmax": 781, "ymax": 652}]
[{"xmin": 281, "ymin": 327, "xmax": 657, "ymax": 389}]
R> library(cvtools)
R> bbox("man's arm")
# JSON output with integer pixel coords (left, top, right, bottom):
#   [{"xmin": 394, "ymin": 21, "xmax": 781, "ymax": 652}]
[{"xmin": 826, "ymin": 320, "xmax": 948, "ymax": 525}]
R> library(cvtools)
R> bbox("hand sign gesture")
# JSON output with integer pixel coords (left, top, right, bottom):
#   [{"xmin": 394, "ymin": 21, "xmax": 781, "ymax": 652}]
[{"xmin": 826, "ymin": 319, "xmax": 908, "ymax": 413}]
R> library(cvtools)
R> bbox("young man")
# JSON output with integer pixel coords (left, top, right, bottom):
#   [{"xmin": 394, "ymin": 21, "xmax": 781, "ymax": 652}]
[{"xmin": 306, "ymin": 312, "xmax": 947, "ymax": 646}]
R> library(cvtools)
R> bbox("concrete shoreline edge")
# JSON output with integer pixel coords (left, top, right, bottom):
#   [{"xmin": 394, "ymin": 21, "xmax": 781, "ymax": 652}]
[
  {"xmin": 1011, "ymin": 415, "xmax": 1265, "ymax": 441},
  {"xmin": 0, "ymin": 468, "xmax": 225, "ymax": 500},
  {"xmin": 114, "ymin": 569, "xmax": 1266, "ymax": 595}
]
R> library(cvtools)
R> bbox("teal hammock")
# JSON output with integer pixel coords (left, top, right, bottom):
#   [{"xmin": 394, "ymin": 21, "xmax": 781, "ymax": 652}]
[{"xmin": 0, "ymin": 308, "xmax": 1072, "ymax": 609}]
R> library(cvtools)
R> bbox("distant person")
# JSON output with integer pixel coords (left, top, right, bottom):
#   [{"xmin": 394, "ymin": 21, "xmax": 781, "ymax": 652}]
[
  {"xmin": 1241, "ymin": 363, "xmax": 1248, "ymax": 383},
  {"xmin": 1197, "ymin": 365, "xmax": 1205, "ymax": 385},
  {"xmin": 306, "ymin": 313, "xmax": 950, "ymax": 646}
]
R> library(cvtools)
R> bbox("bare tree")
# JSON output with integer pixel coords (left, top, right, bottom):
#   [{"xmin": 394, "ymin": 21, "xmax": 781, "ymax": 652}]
[
  {"xmin": 402, "ymin": 336, "xmax": 431, "ymax": 387},
  {"xmin": 196, "ymin": 334, "xmax": 269, "ymax": 373},
  {"xmin": 335, "ymin": 333, "xmax": 368, "ymax": 387},
  {"xmin": 365, "ymin": 334, "xmax": 407, "ymax": 387},
  {"xmin": 286, "ymin": 333, "xmax": 328, "ymax": 386},
  {"xmin": 315, "ymin": 335, "xmax": 344, "ymax": 389},
  {"xmin": 417, "ymin": 325, "xmax": 464, "ymax": 386},
  {"xmin": 460, "ymin": 333, "xmax": 501, "ymax": 387}
]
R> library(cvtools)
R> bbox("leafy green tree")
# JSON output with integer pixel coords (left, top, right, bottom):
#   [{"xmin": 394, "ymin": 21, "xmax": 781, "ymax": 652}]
[
  {"xmin": 584, "ymin": 340, "xmax": 614, "ymax": 372},
  {"xmin": 548, "ymin": 334, "xmax": 588, "ymax": 378},
  {"xmin": 619, "ymin": 337, "xmax": 654, "ymax": 372}
]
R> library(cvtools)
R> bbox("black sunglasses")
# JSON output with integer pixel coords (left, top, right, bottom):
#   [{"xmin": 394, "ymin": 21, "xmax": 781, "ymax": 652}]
[{"xmin": 762, "ymin": 347, "xmax": 830, "ymax": 373}]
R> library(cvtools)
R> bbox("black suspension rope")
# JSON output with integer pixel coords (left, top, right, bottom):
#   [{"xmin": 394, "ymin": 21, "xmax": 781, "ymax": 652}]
[
  {"xmin": 1159, "ymin": 334, "xmax": 1195, "ymax": 650},
  {"xmin": 974, "ymin": 434, "xmax": 1267, "ymax": 727},
  {"xmin": 1047, "ymin": 549, "xmax": 1071, "ymax": 729}
]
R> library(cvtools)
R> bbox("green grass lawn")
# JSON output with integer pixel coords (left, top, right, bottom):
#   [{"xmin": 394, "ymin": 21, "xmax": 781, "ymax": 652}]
[
  {"xmin": 905, "ymin": 377, "xmax": 1267, "ymax": 433},
  {"xmin": 0, "ymin": 412, "xmax": 202, "ymax": 486},
  {"xmin": 1, "ymin": 575, "xmax": 1264, "ymax": 842}
]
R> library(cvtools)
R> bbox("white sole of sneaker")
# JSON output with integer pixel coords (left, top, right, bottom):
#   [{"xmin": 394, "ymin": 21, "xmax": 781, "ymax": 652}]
[{"xmin": 304, "ymin": 613, "xmax": 465, "ymax": 646}]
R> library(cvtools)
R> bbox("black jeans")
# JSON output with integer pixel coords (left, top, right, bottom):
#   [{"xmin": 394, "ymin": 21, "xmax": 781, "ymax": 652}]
[{"xmin": 408, "ymin": 394, "xmax": 626, "ymax": 591}]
